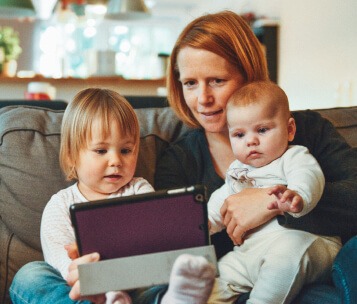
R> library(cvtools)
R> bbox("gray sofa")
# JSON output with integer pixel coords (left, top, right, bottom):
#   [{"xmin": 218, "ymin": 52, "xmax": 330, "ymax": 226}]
[{"xmin": 1, "ymin": 104, "xmax": 357, "ymax": 303}]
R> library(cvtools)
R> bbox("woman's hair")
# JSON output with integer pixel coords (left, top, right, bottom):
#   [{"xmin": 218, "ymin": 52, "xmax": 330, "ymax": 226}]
[
  {"xmin": 60, "ymin": 88, "xmax": 140, "ymax": 180},
  {"xmin": 167, "ymin": 10, "xmax": 269, "ymax": 128},
  {"xmin": 227, "ymin": 81, "xmax": 291, "ymax": 120}
]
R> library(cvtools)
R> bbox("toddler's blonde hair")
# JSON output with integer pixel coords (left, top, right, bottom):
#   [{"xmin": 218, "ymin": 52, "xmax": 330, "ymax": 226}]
[{"xmin": 60, "ymin": 88, "xmax": 140, "ymax": 180}]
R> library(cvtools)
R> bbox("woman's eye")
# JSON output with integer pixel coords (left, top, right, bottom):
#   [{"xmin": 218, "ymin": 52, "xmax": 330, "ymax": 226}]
[
  {"xmin": 183, "ymin": 80, "xmax": 196, "ymax": 88},
  {"xmin": 211, "ymin": 79, "xmax": 225, "ymax": 86}
]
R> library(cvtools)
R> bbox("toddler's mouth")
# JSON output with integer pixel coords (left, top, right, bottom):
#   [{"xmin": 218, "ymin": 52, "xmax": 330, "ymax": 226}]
[{"xmin": 105, "ymin": 174, "xmax": 121, "ymax": 179}]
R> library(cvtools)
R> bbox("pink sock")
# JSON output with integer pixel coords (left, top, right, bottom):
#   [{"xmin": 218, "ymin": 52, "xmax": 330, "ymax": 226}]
[{"xmin": 161, "ymin": 254, "xmax": 216, "ymax": 304}]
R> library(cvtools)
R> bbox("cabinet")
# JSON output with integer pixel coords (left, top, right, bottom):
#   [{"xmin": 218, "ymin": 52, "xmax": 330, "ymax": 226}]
[{"xmin": 253, "ymin": 21, "xmax": 279, "ymax": 83}]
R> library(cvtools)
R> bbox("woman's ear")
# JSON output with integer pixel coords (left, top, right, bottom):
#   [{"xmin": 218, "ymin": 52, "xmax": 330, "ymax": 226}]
[{"xmin": 287, "ymin": 117, "xmax": 296, "ymax": 142}]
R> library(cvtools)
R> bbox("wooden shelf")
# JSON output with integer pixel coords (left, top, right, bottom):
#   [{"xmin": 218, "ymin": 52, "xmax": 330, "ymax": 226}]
[{"xmin": 0, "ymin": 75, "xmax": 166, "ymax": 86}]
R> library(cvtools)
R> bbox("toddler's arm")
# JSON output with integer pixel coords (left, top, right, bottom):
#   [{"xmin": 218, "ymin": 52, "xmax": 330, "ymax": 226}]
[{"xmin": 41, "ymin": 194, "xmax": 75, "ymax": 279}]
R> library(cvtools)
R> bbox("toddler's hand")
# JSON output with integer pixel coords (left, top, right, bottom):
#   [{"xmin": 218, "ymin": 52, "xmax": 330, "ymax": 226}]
[{"xmin": 65, "ymin": 243, "xmax": 79, "ymax": 260}]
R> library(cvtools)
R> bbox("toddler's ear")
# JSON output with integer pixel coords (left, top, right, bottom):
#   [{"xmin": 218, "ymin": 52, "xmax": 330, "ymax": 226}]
[{"xmin": 287, "ymin": 117, "xmax": 296, "ymax": 142}]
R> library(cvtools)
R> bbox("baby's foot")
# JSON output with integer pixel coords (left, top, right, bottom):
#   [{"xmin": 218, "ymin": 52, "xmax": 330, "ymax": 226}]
[
  {"xmin": 161, "ymin": 254, "xmax": 216, "ymax": 304},
  {"xmin": 106, "ymin": 290, "xmax": 132, "ymax": 304}
]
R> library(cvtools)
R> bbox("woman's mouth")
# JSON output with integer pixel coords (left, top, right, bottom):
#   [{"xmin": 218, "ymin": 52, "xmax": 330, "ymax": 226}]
[{"xmin": 200, "ymin": 109, "xmax": 223, "ymax": 116}]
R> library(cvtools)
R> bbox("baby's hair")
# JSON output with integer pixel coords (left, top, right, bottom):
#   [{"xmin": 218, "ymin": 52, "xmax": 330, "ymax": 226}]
[
  {"xmin": 60, "ymin": 88, "xmax": 140, "ymax": 181},
  {"xmin": 227, "ymin": 81, "xmax": 291, "ymax": 120}
]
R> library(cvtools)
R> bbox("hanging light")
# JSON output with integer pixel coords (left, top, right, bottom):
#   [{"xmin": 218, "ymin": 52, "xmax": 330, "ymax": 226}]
[
  {"xmin": 0, "ymin": 0, "xmax": 36, "ymax": 18},
  {"xmin": 105, "ymin": 0, "xmax": 150, "ymax": 20},
  {"xmin": 32, "ymin": 0, "xmax": 58, "ymax": 19}
]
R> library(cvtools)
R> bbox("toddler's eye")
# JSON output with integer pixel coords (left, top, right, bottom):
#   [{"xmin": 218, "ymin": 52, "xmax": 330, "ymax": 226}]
[
  {"xmin": 95, "ymin": 149, "xmax": 107, "ymax": 155},
  {"xmin": 121, "ymin": 148, "xmax": 132, "ymax": 154},
  {"xmin": 236, "ymin": 133, "xmax": 244, "ymax": 138}
]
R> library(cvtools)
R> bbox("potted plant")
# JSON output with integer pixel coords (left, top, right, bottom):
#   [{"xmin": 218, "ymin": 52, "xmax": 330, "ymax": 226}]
[{"xmin": 0, "ymin": 26, "xmax": 22, "ymax": 77}]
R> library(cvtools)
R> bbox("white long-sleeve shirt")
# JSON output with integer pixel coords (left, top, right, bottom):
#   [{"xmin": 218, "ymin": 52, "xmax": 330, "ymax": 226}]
[
  {"xmin": 208, "ymin": 145, "xmax": 325, "ymax": 236},
  {"xmin": 41, "ymin": 177, "xmax": 154, "ymax": 279}
]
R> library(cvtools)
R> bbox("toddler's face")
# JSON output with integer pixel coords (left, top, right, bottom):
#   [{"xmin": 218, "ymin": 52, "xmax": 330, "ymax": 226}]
[
  {"xmin": 75, "ymin": 118, "xmax": 138, "ymax": 200},
  {"xmin": 227, "ymin": 102, "xmax": 295, "ymax": 168}
]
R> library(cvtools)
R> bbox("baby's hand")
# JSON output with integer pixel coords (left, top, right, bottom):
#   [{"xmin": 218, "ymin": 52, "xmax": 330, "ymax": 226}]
[{"xmin": 267, "ymin": 185, "xmax": 303, "ymax": 213}]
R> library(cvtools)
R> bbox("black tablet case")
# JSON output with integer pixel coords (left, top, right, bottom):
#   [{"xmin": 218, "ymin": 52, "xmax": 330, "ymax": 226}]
[{"xmin": 70, "ymin": 185, "xmax": 210, "ymax": 260}]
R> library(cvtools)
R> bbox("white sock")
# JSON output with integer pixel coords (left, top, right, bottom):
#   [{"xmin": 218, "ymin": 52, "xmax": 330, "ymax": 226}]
[
  {"xmin": 161, "ymin": 254, "xmax": 216, "ymax": 304},
  {"xmin": 105, "ymin": 290, "xmax": 132, "ymax": 304}
]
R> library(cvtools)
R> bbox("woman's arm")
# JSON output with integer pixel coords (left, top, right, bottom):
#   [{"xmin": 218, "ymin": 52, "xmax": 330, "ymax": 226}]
[{"xmin": 220, "ymin": 188, "xmax": 282, "ymax": 245}]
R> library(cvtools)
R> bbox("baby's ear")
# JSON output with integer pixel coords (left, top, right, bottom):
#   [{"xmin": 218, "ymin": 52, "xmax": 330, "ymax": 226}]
[{"xmin": 287, "ymin": 117, "xmax": 296, "ymax": 142}]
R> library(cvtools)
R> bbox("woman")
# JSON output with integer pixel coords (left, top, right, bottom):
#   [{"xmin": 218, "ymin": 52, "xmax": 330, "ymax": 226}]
[{"xmin": 154, "ymin": 9, "xmax": 357, "ymax": 303}]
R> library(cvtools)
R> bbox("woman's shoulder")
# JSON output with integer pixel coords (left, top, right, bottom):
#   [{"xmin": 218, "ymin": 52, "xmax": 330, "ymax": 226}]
[
  {"xmin": 291, "ymin": 109, "xmax": 331, "ymax": 146},
  {"xmin": 292, "ymin": 109, "xmax": 324, "ymax": 124},
  {"xmin": 175, "ymin": 128, "xmax": 205, "ymax": 141},
  {"xmin": 161, "ymin": 128, "xmax": 208, "ymax": 160}
]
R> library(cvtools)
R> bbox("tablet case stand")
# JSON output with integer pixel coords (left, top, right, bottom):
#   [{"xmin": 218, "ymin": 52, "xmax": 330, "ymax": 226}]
[{"xmin": 79, "ymin": 245, "xmax": 217, "ymax": 296}]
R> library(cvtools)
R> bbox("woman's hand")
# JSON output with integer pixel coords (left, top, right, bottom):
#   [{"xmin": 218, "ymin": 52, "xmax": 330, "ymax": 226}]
[
  {"xmin": 220, "ymin": 187, "xmax": 282, "ymax": 245},
  {"xmin": 66, "ymin": 252, "xmax": 105, "ymax": 303}
]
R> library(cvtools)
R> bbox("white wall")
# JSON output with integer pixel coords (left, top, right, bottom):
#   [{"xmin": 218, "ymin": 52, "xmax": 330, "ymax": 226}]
[
  {"xmin": 279, "ymin": 0, "xmax": 357, "ymax": 110},
  {"xmin": 160, "ymin": 0, "xmax": 356, "ymax": 110}
]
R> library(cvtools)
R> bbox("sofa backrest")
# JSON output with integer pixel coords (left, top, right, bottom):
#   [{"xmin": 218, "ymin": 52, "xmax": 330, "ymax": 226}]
[{"xmin": 313, "ymin": 106, "xmax": 357, "ymax": 148}]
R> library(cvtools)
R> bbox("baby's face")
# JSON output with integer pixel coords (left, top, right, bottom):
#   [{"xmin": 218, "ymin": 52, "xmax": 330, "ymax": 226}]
[
  {"xmin": 227, "ymin": 102, "xmax": 295, "ymax": 168},
  {"xmin": 76, "ymin": 118, "xmax": 138, "ymax": 201}
]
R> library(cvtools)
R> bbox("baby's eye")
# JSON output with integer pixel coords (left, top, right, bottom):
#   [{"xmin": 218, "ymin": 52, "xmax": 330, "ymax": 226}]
[
  {"xmin": 235, "ymin": 132, "xmax": 245, "ymax": 138},
  {"xmin": 258, "ymin": 127, "xmax": 269, "ymax": 134}
]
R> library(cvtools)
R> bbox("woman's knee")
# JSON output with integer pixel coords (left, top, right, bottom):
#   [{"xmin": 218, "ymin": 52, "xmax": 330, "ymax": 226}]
[{"xmin": 301, "ymin": 237, "xmax": 341, "ymax": 283}]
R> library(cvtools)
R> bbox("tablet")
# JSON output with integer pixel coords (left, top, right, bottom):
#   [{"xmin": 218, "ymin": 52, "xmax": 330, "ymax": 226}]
[{"xmin": 70, "ymin": 185, "xmax": 209, "ymax": 260}]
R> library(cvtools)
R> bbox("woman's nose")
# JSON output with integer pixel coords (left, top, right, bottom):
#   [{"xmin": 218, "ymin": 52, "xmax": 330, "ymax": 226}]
[{"xmin": 197, "ymin": 85, "xmax": 213, "ymax": 105}]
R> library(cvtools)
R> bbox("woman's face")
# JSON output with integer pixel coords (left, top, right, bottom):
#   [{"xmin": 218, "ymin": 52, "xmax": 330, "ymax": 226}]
[{"xmin": 177, "ymin": 47, "xmax": 245, "ymax": 133}]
